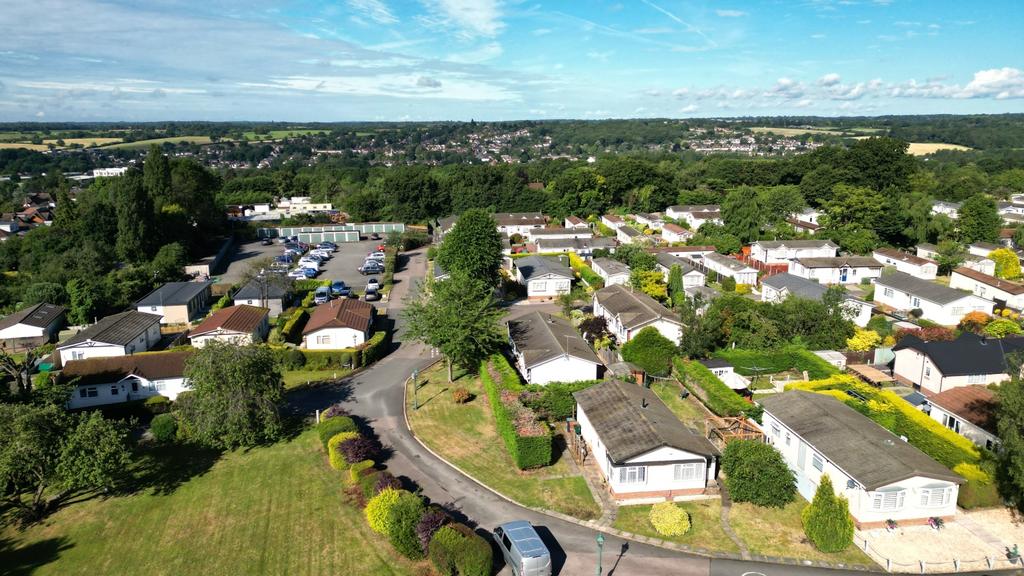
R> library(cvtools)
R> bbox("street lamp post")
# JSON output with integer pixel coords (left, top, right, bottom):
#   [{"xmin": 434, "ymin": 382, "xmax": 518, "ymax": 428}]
[
  {"xmin": 595, "ymin": 532, "xmax": 605, "ymax": 576},
  {"xmin": 412, "ymin": 369, "xmax": 419, "ymax": 410}
]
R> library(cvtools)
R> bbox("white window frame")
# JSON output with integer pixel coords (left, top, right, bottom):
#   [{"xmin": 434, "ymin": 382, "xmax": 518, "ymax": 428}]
[
  {"xmin": 673, "ymin": 463, "xmax": 700, "ymax": 482},
  {"xmin": 533, "ymin": 281, "xmax": 548, "ymax": 292},
  {"xmin": 967, "ymin": 374, "xmax": 985, "ymax": 384},
  {"xmin": 771, "ymin": 423, "xmax": 781, "ymax": 438},
  {"xmin": 870, "ymin": 489, "xmax": 906, "ymax": 511},
  {"xmin": 785, "ymin": 433, "xmax": 791, "ymax": 446},
  {"xmin": 919, "ymin": 486, "xmax": 952, "ymax": 508},
  {"xmin": 316, "ymin": 334, "xmax": 331, "ymax": 345},
  {"xmin": 811, "ymin": 453, "xmax": 824, "ymax": 472},
  {"xmin": 911, "ymin": 297, "xmax": 921, "ymax": 308},
  {"xmin": 617, "ymin": 466, "xmax": 647, "ymax": 485},
  {"xmin": 943, "ymin": 413, "xmax": 961, "ymax": 433},
  {"xmin": 883, "ymin": 287, "xmax": 894, "ymax": 298}
]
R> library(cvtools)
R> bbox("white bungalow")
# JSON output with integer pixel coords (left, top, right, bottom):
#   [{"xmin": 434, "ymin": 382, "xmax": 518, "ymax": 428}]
[
  {"xmin": 788, "ymin": 256, "xmax": 882, "ymax": 285},
  {"xmin": 700, "ymin": 252, "xmax": 758, "ymax": 285},
  {"xmin": 892, "ymin": 332, "xmax": 1023, "ymax": 394},
  {"xmin": 872, "ymin": 248, "xmax": 938, "ymax": 280},
  {"xmin": 188, "ymin": 305, "xmax": 270, "ymax": 348},
  {"xmin": 660, "ymin": 223, "xmax": 692, "ymax": 244},
  {"xmin": 507, "ymin": 311, "xmax": 601, "ymax": 385},
  {"xmin": 950, "ymin": 266, "xmax": 1024, "ymax": 310},
  {"xmin": 874, "ymin": 271, "xmax": 992, "ymax": 325},
  {"xmin": 514, "ymin": 256, "xmax": 574, "ymax": 300},
  {"xmin": 593, "ymin": 284, "xmax": 684, "ymax": 344},
  {"xmin": 302, "ymin": 298, "xmax": 375, "ymax": 350},
  {"xmin": 591, "ymin": 258, "xmax": 631, "ymax": 287},
  {"xmin": 601, "ymin": 214, "xmax": 625, "ymax": 230},
  {"xmin": 616, "ymin": 225, "xmax": 642, "ymax": 245},
  {"xmin": 924, "ymin": 386, "xmax": 1000, "ymax": 451},
  {"xmin": 565, "ymin": 216, "xmax": 589, "ymax": 230},
  {"xmin": 56, "ymin": 311, "xmax": 163, "ymax": 366},
  {"xmin": 62, "ymin": 351, "xmax": 192, "ymax": 409},
  {"xmin": 749, "ymin": 240, "xmax": 838, "ymax": 265}
]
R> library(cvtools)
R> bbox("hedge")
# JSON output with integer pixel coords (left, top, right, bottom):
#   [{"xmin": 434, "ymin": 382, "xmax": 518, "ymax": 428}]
[
  {"xmin": 328, "ymin": 431, "xmax": 360, "ymax": 470},
  {"xmin": 366, "ymin": 488, "xmax": 403, "ymax": 535},
  {"xmin": 317, "ymin": 415, "xmax": 357, "ymax": 449},
  {"xmin": 523, "ymin": 380, "xmax": 600, "ymax": 421},
  {"xmin": 568, "ymin": 253, "xmax": 605, "ymax": 289},
  {"xmin": 786, "ymin": 377, "xmax": 981, "ymax": 468},
  {"xmin": 150, "ymin": 413, "xmax": 178, "ymax": 443},
  {"xmin": 713, "ymin": 346, "xmax": 839, "ymax": 380},
  {"xmin": 349, "ymin": 459, "xmax": 375, "ymax": 482},
  {"xmin": 282, "ymin": 308, "xmax": 309, "ymax": 344},
  {"xmin": 360, "ymin": 329, "xmax": 391, "ymax": 366},
  {"xmin": 481, "ymin": 355, "xmax": 551, "ymax": 469},
  {"xmin": 674, "ymin": 358, "xmax": 762, "ymax": 422},
  {"xmin": 210, "ymin": 292, "xmax": 233, "ymax": 313},
  {"xmin": 429, "ymin": 523, "xmax": 492, "ymax": 576},
  {"xmin": 388, "ymin": 490, "xmax": 427, "ymax": 559}
]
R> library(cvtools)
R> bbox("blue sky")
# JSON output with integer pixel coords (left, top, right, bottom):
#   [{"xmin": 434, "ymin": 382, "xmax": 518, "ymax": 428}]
[{"xmin": 1, "ymin": 0, "xmax": 1022, "ymax": 121}]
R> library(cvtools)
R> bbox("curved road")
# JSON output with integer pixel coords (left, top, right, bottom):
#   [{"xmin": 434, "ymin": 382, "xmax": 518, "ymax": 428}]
[{"xmin": 298, "ymin": 248, "xmax": 1001, "ymax": 576}]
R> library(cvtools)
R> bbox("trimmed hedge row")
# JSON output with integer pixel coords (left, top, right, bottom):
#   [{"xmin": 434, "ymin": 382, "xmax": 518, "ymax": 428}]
[
  {"xmin": 786, "ymin": 377, "xmax": 981, "ymax": 468},
  {"xmin": 568, "ymin": 253, "xmax": 605, "ymax": 289},
  {"xmin": 282, "ymin": 308, "xmax": 309, "ymax": 344},
  {"xmin": 317, "ymin": 415, "xmax": 358, "ymax": 449},
  {"xmin": 361, "ymin": 329, "xmax": 391, "ymax": 365},
  {"xmin": 713, "ymin": 346, "xmax": 839, "ymax": 380},
  {"xmin": 481, "ymin": 355, "xmax": 552, "ymax": 469},
  {"xmin": 429, "ymin": 523, "xmax": 492, "ymax": 576},
  {"xmin": 674, "ymin": 358, "xmax": 762, "ymax": 422}
]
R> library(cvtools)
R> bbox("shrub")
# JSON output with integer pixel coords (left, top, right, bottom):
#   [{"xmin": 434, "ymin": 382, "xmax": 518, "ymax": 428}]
[
  {"xmin": 276, "ymin": 347, "xmax": 306, "ymax": 370},
  {"xmin": 721, "ymin": 276, "xmax": 736, "ymax": 292},
  {"xmin": 210, "ymin": 292, "xmax": 232, "ymax": 313},
  {"xmin": 953, "ymin": 463, "xmax": 991, "ymax": 484},
  {"xmin": 348, "ymin": 459, "xmax": 375, "ymax": 482},
  {"xmin": 317, "ymin": 415, "xmax": 357, "ymax": 449},
  {"xmin": 452, "ymin": 387, "xmax": 472, "ymax": 404},
  {"xmin": 328, "ymin": 432, "xmax": 360, "ymax": 470},
  {"xmin": 713, "ymin": 346, "xmax": 839, "ymax": 380},
  {"xmin": 150, "ymin": 413, "xmax": 178, "ymax": 443},
  {"xmin": 359, "ymin": 470, "xmax": 382, "ymax": 500},
  {"xmin": 985, "ymin": 318, "xmax": 1023, "ymax": 338},
  {"xmin": 360, "ymin": 329, "xmax": 391, "ymax": 366},
  {"xmin": 649, "ymin": 502, "xmax": 691, "ymax": 536},
  {"xmin": 954, "ymin": 463, "xmax": 1001, "ymax": 509},
  {"xmin": 143, "ymin": 395, "xmax": 171, "ymax": 414},
  {"xmin": 416, "ymin": 507, "xmax": 449, "ymax": 555},
  {"xmin": 846, "ymin": 328, "xmax": 881, "ymax": 352},
  {"xmin": 958, "ymin": 311, "xmax": 991, "ymax": 334},
  {"xmin": 388, "ymin": 490, "xmax": 427, "ymax": 559},
  {"xmin": 802, "ymin": 475, "xmax": 854, "ymax": 553},
  {"xmin": 568, "ymin": 253, "xmax": 605, "ymax": 288},
  {"xmin": 621, "ymin": 327, "xmax": 677, "ymax": 377},
  {"xmin": 429, "ymin": 523, "xmax": 492, "ymax": 576},
  {"xmin": 522, "ymin": 380, "xmax": 600, "ymax": 421},
  {"xmin": 374, "ymin": 471, "xmax": 403, "ymax": 494},
  {"xmin": 321, "ymin": 403, "xmax": 349, "ymax": 419},
  {"xmin": 866, "ymin": 315, "xmax": 892, "ymax": 337},
  {"xmin": 735, "ymin": 283, "xmax": 751, "ymax": 295},
  {"xmin": 339, "ymin": 436, "xmax": 379, "ymax": 464},
  {"xmin": 721, "ymin": 439, "xmax": 796, "ymax": 508},
  {"xmin": 282, "ymin": 309, "xmax": 309, "ymax": 344},
  {"xmin": 365, "ymin": 488, "xmax": 403, "ymax": 535},
  {"xmin": 675, "ymin": 359, "xmax": 762, "ymax": 422},
  {"xmin": 481, "ymin": 355, "xmax": 552, "ymax": 469},
  {"xmin": 304, "ymin": 349, "xmax": 356, "ymax": 370}
]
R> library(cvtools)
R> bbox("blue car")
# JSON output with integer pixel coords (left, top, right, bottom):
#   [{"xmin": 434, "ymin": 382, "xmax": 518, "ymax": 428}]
[{"xmin": 330, "ymin": 281, "xmax": 351, "ymax": 297}]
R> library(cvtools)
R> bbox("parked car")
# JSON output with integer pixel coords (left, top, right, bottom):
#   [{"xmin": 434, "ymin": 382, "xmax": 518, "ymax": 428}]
[
  {"xmin": 317, "ymin": 242, "xmax": 337, "ymax": 251},
  {"xmin": 300, "ymin": 267, "xmax": 318, "ymax": 278},
  {"xmin": 493, "ymin": 522, "xmax": 551, "ymax": 576},
  {"xmin": 309, "ymin": 249, "xmax": 332, "ymax": 259},
  {"xmin": 364, "ymin": 289, "xmax": 381, "ymax": 302},
  {"xmin": 274, "ymin": 254, "xmax": 294, "ymax": 264},
  {"xmin": 370, "ymin": 233, "xmax": 381, "ymax": 240},
  {"xmin": 313, "ymin": 286, "xmax": 331, "ymax": 305},
  {"xmin": 287, "ymin": 268, "xmax": 310, "ymax": 279},
  {"xmin": 367, "ymin": 250, "xmax": 386, "ymax": 258},
  {"xmin": 330, "ymin": 280, "xmax": 350, "ymax": 297},
  {"xmin": 358, "ymin": 263, "xmax": 383, "ymax": 275},
  {"xmin": 260, "ymin": 238, "xmax": 273, "ymax": 246},
  {"xmin": 366, "ymin": 278, "xmax": 381, "ymax": 291}
]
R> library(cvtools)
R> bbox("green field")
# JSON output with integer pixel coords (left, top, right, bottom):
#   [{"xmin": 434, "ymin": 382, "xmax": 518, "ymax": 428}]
[
  {"xmin": 242, "ymin": 129, "xmax": 329, "ymax": 140},
  {"xmin": 750, "ymin": 126, "xmax": 847, "ymax": 137},
  {"xmin": 104, "ymin": 136, "xmax": 215, "ymax": 149},
  {"xmin": 0, "ymin": 430, "xmax": 416, "ymax": 576}
]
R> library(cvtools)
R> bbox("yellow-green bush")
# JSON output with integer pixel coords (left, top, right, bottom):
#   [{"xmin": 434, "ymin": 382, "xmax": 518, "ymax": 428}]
[
  {"xmin": 328, "ymin": 431, "xmax": 359, "ymax": 470},
  {"xmin": 365, "ymin": 488, "xmax": 402, "ymax": 535},
  {"xmin": 649, "ymin": 502, "xmax": 691, "ymax": 537},
  {"xmin": 349, "ymin": 459, "xmax": 375, "ymax": 482},
  {"xmin": 953, "ymin": 463, "xmax": 991, "ymax": 484}
]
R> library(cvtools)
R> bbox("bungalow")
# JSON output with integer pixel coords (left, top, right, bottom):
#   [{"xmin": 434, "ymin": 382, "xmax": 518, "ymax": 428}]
[
  {"xmin": 188, "ymin": 305, "xmax": 270, "ymax": 348},
  {"xmin": 892, "ymin": 332, "xmax": 1024, "ymax": 394},
  {"xmin": 931, "ymin": 200, "xmax": 961, "ymax": 220},
  {"xmin": 527, "ymin": 227, "xmax": 593, "ymax": 243},
  {"xmin": 533, "ymin": 236, "xmax": 616, "ymax": 257},
  {"xmin": 874, "ymin": 271, "xmax": 992, "ymax": 325},
  {"xmin": 62, "ymin": 351, "xmax": 193, "ymax": 409},
  {"xmin": 963, "ymin": 256, "xmax": 998, "ymax": 276},
  {"xmin": 660, "ymin": 223, "xmax": 692, "ymax": 244},
  {"xmin": 136, "ymin": 281, "xmax": 213, "ymax": 324},
  {"xmin": 787, "ymin": 218, "xmax": 820, "ymax": 235},
  {"xmin": 788, "ymin": 256, "xmax": 882, "ymax": 285},
  {"xmin": 761, "ymin": 273, "xmax": 873, "ymax": 327},
  {"xmin": 700, "ymin": 252, "xmax": 758, "ymax": 285},
  {"xmin": 302, "ymin": 298, "xmax": 375, "ymax": 350},
  {"xmin": 697, "ymin": 359, "xmax": 750, "ymax": 390},
  {"xmin": 633, "ymin": 213, "xmax": 664, "ymax": 230},
  {"xmin": 514, "ymin": 256, "xmax": 574, "ymax": 300},
  {"xmin": 749, "ymin": 239, "xmax": 838, "ymax": 265},
  {"xmin": 950, "ymin": 266, "xmax": 1024, "ymax": 310},
  {"xmin": 924, "ymin": 385, "xmax": 1000, "ymax": 450},
  {"xmin": 564, "ymin": 216, "xmax": 589, "ymax": 230},
  {"xmin": 494, "ymin": 212, "xmax": 547, "ymax": 236},
  {"xmin": 916, "ymin": 243, "xmax": 939, "ymax": 260},
  {"xmin": 872, "ymin": 248, "xmax": 938, "ymax": 280},
  {"xmin": 616, "ymin": 225, "xmax": 641, "ymax": 245},
  {"xmin": 665, "ymin": 204, "xmax": 721, "ymax": 227},
  {"xmin": 507, "ymin": 311, "xmax": 601, "ymax": 385},
  {"xmin": 574, "ymin": 379, "xmax": 719, "ymax": 502},
  {"xmin": 654, "ymin": 253, "xmax": 705, "ymax": 288},
  {"xmin": 601, "ymin": 214, "xmax": 625, "ymax": 230},
  {"xmin": 761, "ymin": 391, "xmax": 962, "ymax": 528},
  {"xmin": 0, "ymin": 303, "xmax": 66, "ymax": 346},
  {"xmin": 593, "ymin": 284, "xmax": 684, "ymax": 344},
  {"xmin": 968, "ymin": 242, "xmax": 1001, "ymax": 259},
  {"xmin": 433, "ymin": 215, "xmax": 459, "ymax": 242},
  {"xmin": 789, "ymin": 207, "xmax": 823, "ymax": 225},
  {"xmin": 56, "ymin": 311, "xmax": 163, "ymax": 366},
  {"xmin": 684, "ymin": 285, "xmax": 720, "ymax": 314},
  {"xmin": 233, "ymin": 277, "xmax": 292, "ymax": 317},
  {"xmin": 647, "ymin": 245, "xmax": 717, "ymax": 259},
  {"xmin": 591, "ymin": 257, "xmax": 631, "ymax": 287}
]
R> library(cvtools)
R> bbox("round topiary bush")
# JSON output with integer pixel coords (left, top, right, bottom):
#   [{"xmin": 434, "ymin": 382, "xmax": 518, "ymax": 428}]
[
  {"xmin": 365, "ymin": 488, "xmax": 402, "ymax": 535},
  {"xmin": 649, "ymin": 501, "xmax": 691, "ymax": 537},
  {"xmin": 150, "ymin": 413, "xmax": 178, "ymax": 443},
  {"xmin": 328, "ymin": 431, "xmax": 360, "ymax": 470},
  {"xmin": 144, "ymin": 395, "xmax": 171, "ymax": 414},
  {"xmin": 317, "ymin": 415, "xmax": 357, "ymax": 449}
]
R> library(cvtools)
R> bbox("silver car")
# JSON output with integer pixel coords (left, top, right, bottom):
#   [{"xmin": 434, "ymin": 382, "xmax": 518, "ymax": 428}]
[{"xmin": 493, "ymin": 521, "xmax": 551, "ymax": 576}]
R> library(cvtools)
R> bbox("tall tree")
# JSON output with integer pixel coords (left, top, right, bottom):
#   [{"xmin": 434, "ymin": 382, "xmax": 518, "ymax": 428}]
[
  {"xmin": 403, "ymin": 272, "xmax": 505, "ymax": 382},
  {"xmin": 722, "ymin": 186, "xmax": 762, "ymax": 244},
  {"xmin": 114, "ymin": 170, "xmax": 154, "ymax": 262},
  {"xmin": 998, "ymin": 378, "xmax": 1024, "ymax": 512},
  {"xmin": 65, "ymin": 278, "xmax": 99, "ymax": 326},
  {"xmin": 143, "ymin": 145, "xmax": 172, "ymax": 206},
  {"xmin": 934, "ymin": 240, "xmax": 967, "ymax": 276},
  {"xmin": 436, "ymin": 209, "xmax": 503, "ymax": 285},
  {"xmin": 801, "ymin": 474, "xmax": 854, "ymax": 553},
  {"xmin": 178, "ymin": 343, "xmax": 283, "ymax": 448},
  {"xmin": 667, "ymin": 264, "xmax": 684, "ymax": 307},
  {"xmin": 958, "ymin": 195, "xmax": 1001, "ymax": 244},
  {"xmin": 52, "ymin": 184, "xmax": 78, "ymax": 231}
]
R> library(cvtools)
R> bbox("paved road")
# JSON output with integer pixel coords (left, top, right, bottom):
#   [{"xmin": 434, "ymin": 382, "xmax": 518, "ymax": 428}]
[{"xmin": 291, "ymin": 248, "xmax": 1012, "ymax": 576}]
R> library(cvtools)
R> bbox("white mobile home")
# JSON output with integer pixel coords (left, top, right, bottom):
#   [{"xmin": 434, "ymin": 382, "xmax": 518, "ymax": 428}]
[
  {"xmin": 514, "ymin": 256, "xmax": 574, "ymax": 300},
  {"xmin": 872, "ymin": 248, "xmax": 938, "ymax": 280},
  {"xmin": 892, "ymin": 332, "xmax": 1023, "ymax": 394},
  {"xmin": 56, "ymin": 311, "xmax": 163, "ymax": 366},
  {"xmin": 873, "ymin": 271, "xmax": 992, "ymax": 325},
  {"xmin": 507, "ymin": 311, "xmax": 601, "ymax": 385},
  {"xmin": 62, "ymin": 351, "xmax": 192, "ymax": 409},
  {"xmin": 749, "ymin": 240, "xmax": 838, "ymax": 265},
  {"xmin": 701, "ymin": 252, "xmax": 758, "ymax": 285},
  {"xmin": 924, "ymin": 386, "xmax": 1000, "ymax": 451},
  {"xmin": 788, "ymin": 256, "xmax": 882, "ymax": 285},
  {"xmin": 591, "ymin": 257, "xmax": 631, "ymax": 287},
  {"xmin": 950, "ymin": 266, "xmax": 1024, "ymax": 309}
]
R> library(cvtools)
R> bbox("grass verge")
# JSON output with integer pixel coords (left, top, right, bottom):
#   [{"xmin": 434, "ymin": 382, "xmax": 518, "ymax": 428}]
[
  {"xmin": 282, "ymin": 368, "xmax": 351, "ymax": 390},
  {"xmin": 650, "ymin": 381, "xmax": 706, "ymax": 425},
  {"xmin": 612, "ymin": 501, "xmax": 739, "ymax": 553}
]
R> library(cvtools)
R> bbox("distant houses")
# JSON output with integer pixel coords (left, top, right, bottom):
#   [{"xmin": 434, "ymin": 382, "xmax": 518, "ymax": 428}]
[
  {"xmin": 749, "ymin": 240, "xmax": 838, "ymax": 265},
  {"xmin": 591, "ymin": 257, "xmax": 631, "ymax": 287},
  {"xmin": 534, "ymin": 236, "xmax": 616, "ymax": 257},
  {"xmin": 653, "ymin": 253, "xmax": 705, "ymax": 288},
  {"xmin": 660, "ymin": 223, "xmax": 692, "ymax": 244},
  {"xmin": 593, "ymin": 284, "xmax": 684, "ymax": 344},
  {"xmin": 494, "ymin": 212, "xmax": 547, "ymax": 236},
  {"xmin": 233, "ymin": 277, "xmax": 292, "ymax": 317},
  {"xmin": 665, "ymin": 205, "xmax": 721, "ymax": 229},
  {"xmin": 699, "ymin": 252, "xmax": 758, "ymax": 285},
  {"xmin": 506, "ymin": 311, "xmax": 601, "ymax": 385},
  {"xmin": 135, "ymin": 281, "xmax": 213, "ymax": 324},
  {"xmin": 787, "ymin": 256, "xmax": 882, "ymax": 285},
  {"xmin": 872, "ymin": 248, "xmax": 938, "ymax": 280}
]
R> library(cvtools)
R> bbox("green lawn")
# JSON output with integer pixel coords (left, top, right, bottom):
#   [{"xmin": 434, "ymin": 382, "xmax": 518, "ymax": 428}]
[
  {"xmin": 612, "ymin": 501, "xmax": 739, "ymax": 553},
  {"xmin": 651, "ymin": 381, "xmax": 706, "ymax": 425},
  {"xmin": 407, "ymin": 365, "xmax": 601, "ymax": 520},
  {"xmin": 282, "ymin": 368, "xmax": 351, "ymax": 389},
  {"xmin": 0, "ymin": 430, "xmax": 416, "ymax": 576},
  {"xmin": 730, "ymin": 499, "xmax": 874, "ymax": 566}
]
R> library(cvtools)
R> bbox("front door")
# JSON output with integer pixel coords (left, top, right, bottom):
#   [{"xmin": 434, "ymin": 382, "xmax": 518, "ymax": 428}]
[{"xmin": 839, "ymin": 267, "xmax": 848, "ymax": 283}]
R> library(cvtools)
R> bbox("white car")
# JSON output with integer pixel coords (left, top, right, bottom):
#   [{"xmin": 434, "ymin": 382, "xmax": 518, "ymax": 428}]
[
  {"xmin": 287, "ymin": 268, "xmax": 309, "ymax": 279},
  {"xmin": 298, "ymin": 259, "xmax": 322, "ymax": 270},
  {"xmin": 366, "ymin": 278, "xmax": 381, "ymax": 291},
  {"xmin": 309, "ymin": 249, "xmax": 332, "ymax": 259}
]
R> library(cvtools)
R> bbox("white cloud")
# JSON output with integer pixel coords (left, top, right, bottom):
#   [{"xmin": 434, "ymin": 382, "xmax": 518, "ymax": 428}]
[
  {"xmin": 767, "ymin": 77, "xmax": 804, "ymax": 99},
  {"xmin": 960, "ymin": 67, "xmax": 1024, "ymax": 99},
  {"xmin": 240, "ymin": 73, "xmax": 517, "ymax": 101},
  {"xmin": 793, "ymin": 99, "xmax": 814, "ymax": 108},
  {"xmin": 818, "ymin": 73, "xmax": 841, "ymax": 86},
  {"xmin": 715, "ymin": 9, "xmax": 747, "ymax": 17},
  {"xmin": 418, "ymin": 0, "xmax": 504, "ymax": 39},
  {"xmin": 18, "ymin": 80, "xmax": 205, "ymax": 95},
  {"xmin": 445, "ymin": 41, "xmax": 503, "ymax": 63},
  {"xmin": 586, "ymin": 50, "xmax": 614, "ymax": 62},
  {"xmin": 532, "ymin": 28, "xmax": 553, "ymax": 36},
  {"xmin": 810, "ymin": 33, "xmax": 826, "ymax": 39},
  {"xmin": 679, "ymin": 103, "xmax": 698, "ymax": 113},
  {"xmin": 346, "ymin": 0, "xmax": 397, "ymax": 25}
]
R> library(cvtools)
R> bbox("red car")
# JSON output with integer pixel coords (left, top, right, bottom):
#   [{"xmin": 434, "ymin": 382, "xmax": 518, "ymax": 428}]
[{"xmin": 376, "ymin": 244, "xmax": 387, "ymax": 252}]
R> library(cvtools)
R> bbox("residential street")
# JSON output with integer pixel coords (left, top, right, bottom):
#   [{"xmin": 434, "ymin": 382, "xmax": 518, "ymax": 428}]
[{"xmin": 288, "ymin": 248, "xmax": 1016, "ymax": 576}]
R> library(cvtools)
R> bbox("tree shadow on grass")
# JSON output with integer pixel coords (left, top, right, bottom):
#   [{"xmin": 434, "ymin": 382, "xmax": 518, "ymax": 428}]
[
  {"xmin": 0, "ymin": 534, "xmax": 73, "ymax": 576},
  {"xmin": 118, "ymin": 442, "xmax": 223, "ymax": 497}
]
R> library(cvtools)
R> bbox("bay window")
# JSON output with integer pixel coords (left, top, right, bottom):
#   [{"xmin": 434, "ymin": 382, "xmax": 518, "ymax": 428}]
[
  {"xmin": 617, "ymin": 466, "xmax": 646, "ymax": 485},
  {"xmin": 919, "ymin": 486, "xmax": 953, "ymax": 508},
  {"xmin": 870, "ymin": 489, "xmax": 905, "ymax": 511}
]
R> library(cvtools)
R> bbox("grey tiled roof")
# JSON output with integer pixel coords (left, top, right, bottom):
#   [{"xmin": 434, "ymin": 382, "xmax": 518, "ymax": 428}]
[
  {"xmin": 760, "ymin": 391, "xmax": 961, "ymax": 490},
  {"xmin": 595, "ymin": 284, "xmax": 682, "ymax": 329},
  {"xmin": 752, "ymin": 240, "xmax": 838, "ymax": 250},
  {"xmin": 762, "ymin": 273, "xmax": 828, "ymax": 300},
  {"xmin": 136, "ymin": 282, "xmax": 212, "ymax": 307},
  {"xmin": 515, "ymin": 256, "xmax": 573, "ymax": 281},
  {"xmin": 794, "ymin": 256, "xmax": 881, "ymax": 269},
  {"xmin": 234, "ymin": 277, "xmax": 291, "ymax": 301},
  {"xmin": 591, "ymin": 257, "xmax": 630, "ymax": 277},
  {"xmin": 60, "ymin": 311, "xmax": 161, "ymax": 348},
  {"xmin": 507, "ymin": 311, "xmax": 599, "ymax": 369},
  {"xmin": 874, "ymin": 271, "xmax": 972, "ymax": 305},
  {"xmin": 0, "ymin": 303, "xmax": 65, "ymax": 331},
  {"xmin": 575, "ymin": 379, "xmax": 718, "ymax": 464}
]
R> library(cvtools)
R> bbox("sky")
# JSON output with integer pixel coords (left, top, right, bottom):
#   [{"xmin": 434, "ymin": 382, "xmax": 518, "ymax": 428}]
[{"xmin": 0, "ymin": 0, "xmax": 1022, "ymax": 121}]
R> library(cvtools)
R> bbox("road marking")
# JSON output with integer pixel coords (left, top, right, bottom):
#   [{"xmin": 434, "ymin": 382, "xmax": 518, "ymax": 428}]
[{"xmin": 741, "ymin": 572, "xmax": 766, "ymax": 576}]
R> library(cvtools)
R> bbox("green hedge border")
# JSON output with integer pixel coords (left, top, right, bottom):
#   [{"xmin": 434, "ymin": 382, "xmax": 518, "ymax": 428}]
[
  {"xmin": 713, "ymin": 346, "xmax": 839, "ymax": 380},
  {"xmin": 674, "ymin": 358, "xmax": 762, "ymax": 422},
  {"xmin": 480, "ymin": 354, "xmax": 551, "ymax": 469}
]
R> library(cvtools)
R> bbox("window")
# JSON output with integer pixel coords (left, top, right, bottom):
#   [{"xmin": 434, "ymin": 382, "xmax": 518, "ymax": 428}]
[
  {"xmin": 911, "ymin": 297, "xmax": 921, "ymax": 308},
  {"xmin": 785, "ymin": 433, "xmax": 791, "ymax": 447},
  {"xmin": 968, "ymin": 374, "xmax": 985, "ymax": 384},
  {"xmin": 943, "ymin": 414, "xmax": 961, "ymax": 433},
  {"xmin": 870, "ymin": 489, "xmax": 906, "ymax": 511},
  {"xmin": 924, "ymin": 366, "xmax": 931, "ymax": 378},
  {"xmin": 130, "ymin": 381, "xmax": 139, "ymax": 392},
  {"xmin": 883, "ymin": 287, "xmax": 894, "ymax": 298},
  {"xmin": 533, "ymin": 281, "xmax": 547, "ymax": 292},
  {"xmin": 952, "ymin": 307, "xmax": 965, "ymax": 315},
  {"xmin": 72, "ymin": 351, "xmax": 85, "ymax": 360},
  {"xmin": 811, "ymin": 453, "xmax": 824, "ymax": 472},
  {"xmin": 771, "ymin": 423, "xmax": 780, "ymax": 438},
  {"xmin": 79, "ymin": 387, "xmax": 98, "ymax": 398},
  {"xmin": 673, "ymin": 463, "xmax": 700, "ymax": 482},
  {"xmin": 110, "ymin": 386, "xmax": 119, "ymax": 396},
  {"xmin": 155, "ymin": 382, "xmax": 166, "ymax": 391},
  {"xmin": 316, "ymin": 335, "xmax": 331, "ymax": 345},
  {"xmin": 919, "ymin": 486, "xmax": 952, "ymax": 508},
  {"xmin": 617, "ymin": 466, "xmax": 647, "ymax": 485}
]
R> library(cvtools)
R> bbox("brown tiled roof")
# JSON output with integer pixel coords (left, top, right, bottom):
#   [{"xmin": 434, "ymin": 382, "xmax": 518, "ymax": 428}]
[
  {"xmin": 303, "ymin": 298, "xmax": 374, "ymax": 335},
  {"xmin": 646, "ymin": 245, "xmax": 716, "ymax": 254},
  {"xmin": 190, "ymin": 305, "xmax": 269, "ymax": 337},
  {"xmin": 662, "ymin": 223, "xmax": 688, "ymax": 235},
  {"xmin": 787, "ymin": 217, "xmax": 821, "ymax": 230},
  {"xmin": 927, "ymin": 385, "xmax": 998, "ymax": 434},
  {"xmin": 952, "ymin": 267, "xmax": 1024, "ymax": 295},
  {"xmin": 61, "ymin": 351, "xmax": 192, "ymax": 387}
]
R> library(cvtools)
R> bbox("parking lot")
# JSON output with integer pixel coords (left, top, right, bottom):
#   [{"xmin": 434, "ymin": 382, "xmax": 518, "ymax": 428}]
[{"xmin": 219, "ymin": 238, "xmax": 390, "ymax": 293}]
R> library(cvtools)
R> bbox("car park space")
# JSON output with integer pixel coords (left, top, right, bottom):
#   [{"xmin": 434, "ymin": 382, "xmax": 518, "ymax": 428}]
[{"xmin": 221, "ymin": 238, "xmax": 386, "ymax": 295}]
